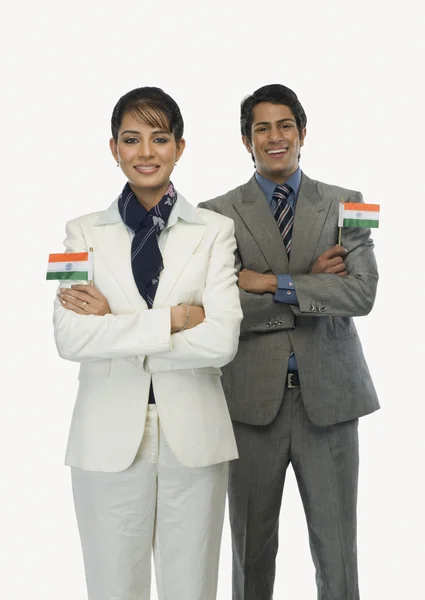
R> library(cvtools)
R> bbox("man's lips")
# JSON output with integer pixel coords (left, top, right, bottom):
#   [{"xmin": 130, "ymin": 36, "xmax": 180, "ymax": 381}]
[{"xmin": 266, "ymin": 148, "xmax": 288, "ymax": 157}]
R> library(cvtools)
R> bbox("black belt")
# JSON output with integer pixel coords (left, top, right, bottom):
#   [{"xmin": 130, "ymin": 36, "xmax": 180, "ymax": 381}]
[{"xmin": 287, "ymin": 371, "xmax": 300, "ymax": 388}]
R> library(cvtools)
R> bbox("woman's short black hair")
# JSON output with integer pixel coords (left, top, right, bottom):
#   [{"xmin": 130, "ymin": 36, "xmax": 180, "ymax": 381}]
[
  {"xmin": 111, "ymin": 86, "xmax": 184, "ymax": 143},
  {"xmin": 240, "ymin": 84, "xmax": 307, "ymax": 141}
]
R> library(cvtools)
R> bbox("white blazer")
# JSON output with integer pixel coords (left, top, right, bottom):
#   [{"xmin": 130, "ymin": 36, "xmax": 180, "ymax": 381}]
[{"xmin": 53, "ymin": 193, "xmax": 243, "ymax": 472}]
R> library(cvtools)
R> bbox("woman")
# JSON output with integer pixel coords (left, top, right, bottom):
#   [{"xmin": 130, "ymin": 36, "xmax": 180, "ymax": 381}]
[{"xmin": 54, "ymin": 86, "xmax": 242, "ymax": 600}]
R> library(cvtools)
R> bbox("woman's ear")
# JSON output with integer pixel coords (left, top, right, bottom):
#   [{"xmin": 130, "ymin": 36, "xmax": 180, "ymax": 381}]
[
  {"xmin": 175, "ymin": 138, "xmax": 186, "ymax": 163},
  {"xmin": 109, "ymin": 137, "xmax": 118, "ymax": 163}
]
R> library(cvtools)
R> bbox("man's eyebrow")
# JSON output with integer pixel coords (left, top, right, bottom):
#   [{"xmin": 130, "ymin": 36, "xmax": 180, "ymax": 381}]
[{"xmin": 253, "ymin": 118, "xmax": 296, "ymax": 127}]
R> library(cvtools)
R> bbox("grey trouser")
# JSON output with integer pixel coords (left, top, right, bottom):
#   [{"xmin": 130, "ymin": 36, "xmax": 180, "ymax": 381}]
[{"xmin": 229, "ymin": 387, "xmax": 359, "ymax": 600}]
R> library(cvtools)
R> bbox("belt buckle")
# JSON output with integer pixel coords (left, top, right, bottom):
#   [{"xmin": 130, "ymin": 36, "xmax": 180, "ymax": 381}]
[{"xmin": 288, "ymin": 372, "xmax": 295, "ymax": 388}]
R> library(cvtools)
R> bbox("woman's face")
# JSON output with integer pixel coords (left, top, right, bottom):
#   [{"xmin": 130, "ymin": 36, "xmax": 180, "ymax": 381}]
[{"xmin": 110, "ymin": 111, "xmax": 185, "ymax": 199}]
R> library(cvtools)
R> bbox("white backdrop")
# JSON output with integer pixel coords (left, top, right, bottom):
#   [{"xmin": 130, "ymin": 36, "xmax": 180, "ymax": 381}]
[{"xmin": 2, "ymin": 1, "xmax": 424, "ymax": 598}]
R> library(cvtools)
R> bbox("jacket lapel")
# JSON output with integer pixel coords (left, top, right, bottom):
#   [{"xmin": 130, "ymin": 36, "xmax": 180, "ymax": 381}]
[
  {"xmin": 233, "ymin": 175, "xmax": 289, "ymax": 274},
  {"xmin": 289, "ymin": 173, "xmax": 332, "ymax": 273},
  {"xmin": 93, "ymin": 200, "xmax": 148, "ymax": 310},
  {"xmin": 153, "ymin": 218, "xmax": 206, "ymax": 307},
  {"xmin": 93, "ymin": 219, "xmax": 148, "ymax": 310},
  {"xmin": 93, "ymin": 195, "xmax": 206, "ymax": 310}
]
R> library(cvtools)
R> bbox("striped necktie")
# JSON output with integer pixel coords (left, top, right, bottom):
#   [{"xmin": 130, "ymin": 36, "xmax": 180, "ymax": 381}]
[{"xmin": 272, "ymin": 183, "xmax": 293, "ymax": 256}]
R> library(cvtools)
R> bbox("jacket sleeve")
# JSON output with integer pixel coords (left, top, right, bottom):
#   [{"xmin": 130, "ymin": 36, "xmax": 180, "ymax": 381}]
[
  {"xmin": 291, "ymin": 193, "xmax": 379, "ymax": 317},
  {"xmin": 143, "ymin": 218, "xmax": 243, "ymax": 372},
  {"xmin": 53, "ymin": 219, "xmax": 172, "ymax": 362}
]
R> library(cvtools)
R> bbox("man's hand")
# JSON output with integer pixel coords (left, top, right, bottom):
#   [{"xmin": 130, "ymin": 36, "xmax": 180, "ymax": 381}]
[
  {"xmin": 59, "ymin": 284, "xmax": 112, "ymax": 315},
  {"xmin": 311, "ymin": 245, "xmax": 348, "ymax": 277},
  {"xmin": 238, "ymin": 269, "xmax": 277, "ymax": 294}
]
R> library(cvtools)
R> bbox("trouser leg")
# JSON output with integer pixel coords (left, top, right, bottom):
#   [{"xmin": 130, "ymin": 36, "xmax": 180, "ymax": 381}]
[
  {"xmin": 71, "ymin": 405, "xmax": 159, "ymax": 600},
  {"xmin": 229, "ymin": 398, "xmax": 292, "ymax": 600},
  {"xmin": 153, "ymin": 424, "xmax": 228, "ymax": 600},
  {"xmin": 291, "ymin": 390, "xmax": 360, "ymax": 600}
]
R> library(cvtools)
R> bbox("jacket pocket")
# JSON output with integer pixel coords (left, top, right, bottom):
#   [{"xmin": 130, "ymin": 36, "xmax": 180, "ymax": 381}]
[{"xmin": 78, "ymin": 360, "xmax": 112, "ymax": 380}]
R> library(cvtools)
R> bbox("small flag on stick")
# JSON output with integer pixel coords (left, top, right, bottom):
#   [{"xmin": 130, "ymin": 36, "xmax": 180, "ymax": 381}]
[
  {"xmin": 338, "ymin": 202, "xmax": 380, "ymax": 229},
  {"xmin": 46, "ymin": 249, "xmax": 93, "ymax": 282}
]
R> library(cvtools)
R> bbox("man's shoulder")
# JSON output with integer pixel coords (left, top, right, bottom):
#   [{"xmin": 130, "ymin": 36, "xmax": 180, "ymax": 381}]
[
  {"xmin": 198, "ymin": 179, "xmax": 252, "ymax": 216},
  {"xmin": 304, "ymin": 173, "xmax": 361, "ymax": 201}
]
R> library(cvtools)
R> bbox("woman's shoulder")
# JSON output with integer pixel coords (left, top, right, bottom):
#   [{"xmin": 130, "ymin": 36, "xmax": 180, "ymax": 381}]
[
  {"xmin": 66, "ymin": 199, "xmax": 120, "ymax": 229},
  {"xmin": 196, "ymin": 206, "xmax": 234, "ymax": 229}
]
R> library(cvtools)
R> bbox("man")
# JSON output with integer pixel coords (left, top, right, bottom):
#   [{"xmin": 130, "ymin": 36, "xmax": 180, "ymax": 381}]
[{"xmin": 198, "ymin": 84, "xmax": 379, "ymax": 600}]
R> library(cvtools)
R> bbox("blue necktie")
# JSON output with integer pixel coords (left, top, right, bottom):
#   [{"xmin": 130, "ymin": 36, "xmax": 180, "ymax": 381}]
[{"xmin": 272, "ymin": 184, "xmax": 293, "ymax": 256}]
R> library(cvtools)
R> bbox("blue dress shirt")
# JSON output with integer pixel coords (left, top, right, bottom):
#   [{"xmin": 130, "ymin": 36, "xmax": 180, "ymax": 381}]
[{"xmin": 255, "ymin": 169, "xmax": 301, "ymax": 372}]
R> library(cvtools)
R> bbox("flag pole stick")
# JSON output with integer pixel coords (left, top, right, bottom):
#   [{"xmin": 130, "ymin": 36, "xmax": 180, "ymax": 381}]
[
  {"xmin": 337, "ymin": 198, "xmax": 344, "ymax": 246},
  {"xmin": 88, "ymin": 247, "xmax": 93, "ymax": 285}
]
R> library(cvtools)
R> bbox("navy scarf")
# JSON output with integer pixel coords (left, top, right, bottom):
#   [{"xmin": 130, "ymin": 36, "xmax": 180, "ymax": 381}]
[{"xmin": 118, "ymin": 182, "xmax": 177, "ymax": 308}]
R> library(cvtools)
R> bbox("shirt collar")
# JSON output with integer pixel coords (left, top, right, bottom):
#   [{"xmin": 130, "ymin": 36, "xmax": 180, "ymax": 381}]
[
  {"xmin": 255, "ymin": 167, "xmax": 302, "ymax": 208},
  {"xmin": 94, "ymin": 191, "xmax": 204, "ymax": 227}
]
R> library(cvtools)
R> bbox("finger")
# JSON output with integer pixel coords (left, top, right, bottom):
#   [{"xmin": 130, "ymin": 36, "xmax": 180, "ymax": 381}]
[
  {"xmin": 59, "ymin": 292, "xmax": 91, "ymax": 311},
  {"xmin": 321, "ymin": 245, "xmax": 347, "ymax": 259},
  {"xmin": 337, "ymin": 271, "xmax": 348, "ymax": 277},
  {"xmin": 60, "ymin": 288, "xmax": 92, "ymax": 303},
  {"xmin": 71, "ymin": 284, "xmax": 101, "ymax": 299},
  {"xmin": 327, "ymin": 262, "xmax": 347, "ymax": 274},
  {"xmin": 59, "ymin": 299, "xmax": 87, "ymax": 314}
]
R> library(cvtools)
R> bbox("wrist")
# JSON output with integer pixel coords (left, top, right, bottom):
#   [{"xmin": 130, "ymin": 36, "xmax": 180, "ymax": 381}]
[
  {"xmin": 171, "ymin": 305, "xmax": 185, "ymax": 333},
  {"xmin": 264, "ymin": 274, "xmax": 278, "ymax": 293}
]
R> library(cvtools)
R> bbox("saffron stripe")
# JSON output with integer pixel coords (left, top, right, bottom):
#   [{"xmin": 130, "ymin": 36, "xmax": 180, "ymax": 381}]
[
  {"xmin": 48, "ymin": 252, "xmax": 88, "ymax": 263},
  {"xmin": 342, "ymin": 203, "xmax": 380, "ymax": 212}
]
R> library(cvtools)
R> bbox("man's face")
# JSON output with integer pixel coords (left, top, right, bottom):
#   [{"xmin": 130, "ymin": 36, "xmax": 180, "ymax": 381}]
[{"xmin": 243, "ymin": 102, "xmax": 306, "ymax": 183}]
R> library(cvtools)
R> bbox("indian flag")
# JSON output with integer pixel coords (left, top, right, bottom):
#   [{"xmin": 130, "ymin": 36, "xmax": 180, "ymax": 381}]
[
  {"xmin": 338, "ymin": 202, "xmax": 380, "ymax": 228},
  {"xmin": 46, "ymin": 251, "xmax": 93, "ymax": 281}
]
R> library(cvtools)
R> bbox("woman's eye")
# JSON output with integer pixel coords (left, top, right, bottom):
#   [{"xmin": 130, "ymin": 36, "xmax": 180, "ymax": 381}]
[
  {"xmin": 154, "ymin": 137, "xmax": 167, "ymax": 143},
  {"xmin": 124, "ymin": 137, "xmax": 138, "ymax": 144}
]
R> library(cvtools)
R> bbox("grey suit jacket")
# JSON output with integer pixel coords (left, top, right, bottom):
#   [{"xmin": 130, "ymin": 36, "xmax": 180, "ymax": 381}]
[{"xmin": 199, "ymin": 172, "xmax": 380, "ymax": 427}]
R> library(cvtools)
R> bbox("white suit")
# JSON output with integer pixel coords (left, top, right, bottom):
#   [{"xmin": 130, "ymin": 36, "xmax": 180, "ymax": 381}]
[{"xmin": 54, "ymin": 192, "xmax": 242, "ymax": 599}]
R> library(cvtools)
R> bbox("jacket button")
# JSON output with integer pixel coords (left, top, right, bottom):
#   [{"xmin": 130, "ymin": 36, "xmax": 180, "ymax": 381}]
[
  {"xmin": 310, "ymin": 304, "xmax": 316, "ymax": 311},
  {"xmin": 319, "ymin": 305, "xmax": 327, "ymax": 312},
  {"xmin": 279, "ymin": 320, "xmax": 285, "ymax": 326},
  {"xmin": 266, "ymin": 321, "xmax": 272, "ymax": 328}
]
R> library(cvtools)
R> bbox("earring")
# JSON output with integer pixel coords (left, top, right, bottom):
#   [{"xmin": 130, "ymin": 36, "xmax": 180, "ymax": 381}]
[{"xmin": 116, "ymin": 162, "xmax": 119, "ymax": 167}]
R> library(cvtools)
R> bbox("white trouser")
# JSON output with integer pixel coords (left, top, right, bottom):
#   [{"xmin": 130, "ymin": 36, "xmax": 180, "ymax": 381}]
[{"xmin": 71, "ymin": 405, "xmax": 229, "ymax": 600}]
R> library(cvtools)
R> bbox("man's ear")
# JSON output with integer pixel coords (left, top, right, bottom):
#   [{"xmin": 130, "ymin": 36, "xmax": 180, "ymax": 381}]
[
  {"xmin": 242, "ymin": 135, "xmax": 252, "ymax": 154},
  {"xmin": 300, "ymin": 128, "xmax": 307, "ymax": 148}
]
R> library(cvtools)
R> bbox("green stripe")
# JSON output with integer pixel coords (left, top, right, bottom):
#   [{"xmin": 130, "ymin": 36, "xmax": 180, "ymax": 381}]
[
  {"xmin": 46, "ymin": 271, "xmax": 88, "ymax": 280},
  {"xmin": 343, "ymin": 218, "xmax": 379, "ymax": 228}
]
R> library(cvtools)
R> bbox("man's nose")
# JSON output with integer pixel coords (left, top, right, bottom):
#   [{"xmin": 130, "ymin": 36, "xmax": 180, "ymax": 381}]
[{"xmin": 268, "ymin": 126, "xmax": 284, "ymax": 142}]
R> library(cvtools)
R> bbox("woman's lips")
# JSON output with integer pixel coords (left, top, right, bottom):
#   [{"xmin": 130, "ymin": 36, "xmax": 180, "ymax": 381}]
[{"xmin": 134, "ymin": 164, "xmax": 160, "ymax": 174}]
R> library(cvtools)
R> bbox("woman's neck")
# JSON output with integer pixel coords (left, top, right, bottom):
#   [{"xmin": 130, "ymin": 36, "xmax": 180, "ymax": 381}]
[{"xmin": 129, "ymin": 181, "xmax": 170, "ymax": 211}]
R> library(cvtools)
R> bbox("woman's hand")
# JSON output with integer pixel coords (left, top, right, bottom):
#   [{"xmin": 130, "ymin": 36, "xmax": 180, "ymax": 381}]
[
  {"xmin": 59, "ymin": 284, "xmax": 112, "ymax": 316},
  {"xmin": 170, "ymin": 304, "xmax": 205, "ymax": 333}
]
